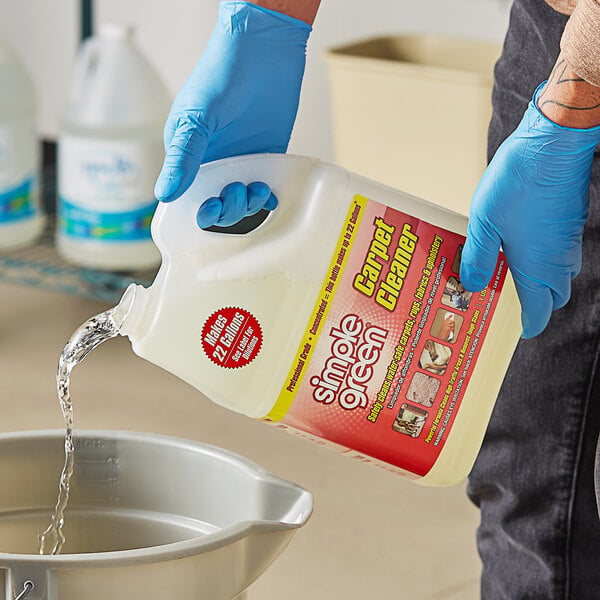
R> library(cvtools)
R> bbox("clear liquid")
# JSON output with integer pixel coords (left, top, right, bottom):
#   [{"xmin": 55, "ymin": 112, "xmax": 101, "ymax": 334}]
[{"xmin": 38, "ymin": 308, "xmax": 123, "ymax": 555}]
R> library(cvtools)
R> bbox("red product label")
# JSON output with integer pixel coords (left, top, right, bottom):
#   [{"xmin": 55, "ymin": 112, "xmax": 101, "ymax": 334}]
[
  {"xmin": 265, "ymin": 195, "xmax": 508, "ymax": 478},
  {"xmin": 201, "ymin": 307, "xmax": 262, "ymax": 369}
]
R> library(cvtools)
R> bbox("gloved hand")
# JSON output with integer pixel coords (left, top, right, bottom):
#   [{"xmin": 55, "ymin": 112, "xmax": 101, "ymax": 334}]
[
  {"xmin": 460, "ymin": 84, "xmax": 600, "ymax": 338},
  {"xmin": 154, "ymin": 1, "xmax": 311, "ymax": 215},
  {"xmin": 197, "ymin": 181, "xmax": 277, "ymax": 228}
]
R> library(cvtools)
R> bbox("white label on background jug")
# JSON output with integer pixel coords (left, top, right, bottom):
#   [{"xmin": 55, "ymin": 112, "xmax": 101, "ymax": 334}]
[
  {"xmin": 0, "ymin": 119, "xmax": 38, "ymax": 224},
  {"xmin": 58, "ymin": 135, "xmax": 162, "ymax": 241}
]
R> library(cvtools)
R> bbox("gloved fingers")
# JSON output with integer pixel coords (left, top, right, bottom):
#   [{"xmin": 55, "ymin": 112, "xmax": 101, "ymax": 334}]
[
  {"xmin": 571, "ymin": 241, "xmax": 583, "ymax": 279},
  {"xmin": 196, "ymin": 198, "xmax": 223, "ymax": 229},
  {"xmin": 217, "ymin": 182, "xmax": 251, "ymax": 226},
  {"xmin": 161, "ymin": 113, "xmax": 178, "ymax": 153},
  {"xmin": 196, "ymin": 182, "xmax": 279, "ymax": 229},
  {"xmin": 196, "ymin": 182, "xmax": 246, "ymax": 229},
  {"xmin": 511, "ymin": 267, "xmax": 554, "ymax": 339},
  {"xmin": 155, "ymin": 115, "xmax": 210, "ymax": 203},
  {"xmin": 247, "ymin": 181, "xmax": 278, "ymax": 215},
  {"xmin": 459, "ymin": 214, "xmax": 502, "ymax": 292},
  {"xmin": 195, "ymin": 182, "xmax": 249, "ymax": 229},
  {"xmin": 264, "ymin": 191, "xmax": 278, "ymax": 211},
  {"xmin": 549, "ymin": 271, "xmax": 572, "ymax": 311}
]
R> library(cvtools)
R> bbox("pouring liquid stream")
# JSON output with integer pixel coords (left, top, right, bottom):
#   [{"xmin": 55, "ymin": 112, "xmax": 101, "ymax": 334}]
[{"xmin": 38, "ymin": 308, "xmax": 123, "ymax": 555}]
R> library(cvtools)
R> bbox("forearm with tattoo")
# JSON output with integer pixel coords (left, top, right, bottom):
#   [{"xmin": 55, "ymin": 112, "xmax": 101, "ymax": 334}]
[{"xmin": 538, "ymin": 53, "xmax": 600, "ymax": 128}]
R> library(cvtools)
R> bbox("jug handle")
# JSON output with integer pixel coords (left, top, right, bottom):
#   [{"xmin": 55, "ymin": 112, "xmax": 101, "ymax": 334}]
[
  {"xmin": 151, "ymin": 154, "xmax": 351, "ymax": 280},
  {"xmin": 67, "ymin": 38, "xmax": 99, "ymax": 113}
]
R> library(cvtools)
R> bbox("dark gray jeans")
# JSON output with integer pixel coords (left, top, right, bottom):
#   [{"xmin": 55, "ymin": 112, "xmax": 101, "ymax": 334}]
[{"xmin": 467, "ymin": 1, "xmax": 600, "ymax": 598}]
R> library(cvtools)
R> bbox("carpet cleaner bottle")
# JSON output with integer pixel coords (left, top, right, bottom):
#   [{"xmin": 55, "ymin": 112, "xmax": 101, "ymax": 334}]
[
  {"xmin": 57, "ymin": 23, "xmax": 170, "ymax": 270},
  {"xmin": 0, "ymin": 38, "xmax": 44, "ymax": 250},
  {"xmin": 115, "ymin": 154, "xmax": 521, "ymax": 485}
]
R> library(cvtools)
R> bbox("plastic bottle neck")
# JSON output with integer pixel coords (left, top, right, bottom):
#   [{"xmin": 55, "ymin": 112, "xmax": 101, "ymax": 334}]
[{"xmin": 114, "ymin": 283, "xmax": 150, "ymax": 341}]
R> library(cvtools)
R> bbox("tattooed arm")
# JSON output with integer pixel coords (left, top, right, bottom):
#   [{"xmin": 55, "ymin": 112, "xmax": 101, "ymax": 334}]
[{"xmin": 538, "ymin": 53, "xmax": 600, "ymax": 128}]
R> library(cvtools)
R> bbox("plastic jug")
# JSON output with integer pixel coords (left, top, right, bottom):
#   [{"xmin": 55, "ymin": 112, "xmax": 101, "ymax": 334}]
[
  {"xmin": 116, "ymin": 153, "xmax": 521, "ymax": 486},
  {"xmin": 56, "ymin": 23, "xmax": 170, "ymax": 270},
  {"xmin": 0, "ymin": 38, "xmax": 44, "ymax": 250}
]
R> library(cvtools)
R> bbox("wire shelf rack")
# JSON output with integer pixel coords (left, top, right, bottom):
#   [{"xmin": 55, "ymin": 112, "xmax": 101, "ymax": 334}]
[{"xmin": 0, "ymin": 145, "xmax": 156, "ymax": 304}]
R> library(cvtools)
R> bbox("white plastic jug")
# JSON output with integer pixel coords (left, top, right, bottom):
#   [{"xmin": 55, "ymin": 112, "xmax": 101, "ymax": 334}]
[
  {"xmin": 57, "ymin": 23, "xmax": 170, "ymax": 270},
  {"xmin": 116, "ymin": 154, "xmax": 521, "ymax": 486},
  {"xmin": 0, "ymin": 38, "xmax": 44, "ymax": 250}
]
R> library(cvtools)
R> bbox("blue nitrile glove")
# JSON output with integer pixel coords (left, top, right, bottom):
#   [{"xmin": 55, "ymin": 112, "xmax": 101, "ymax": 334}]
[
  {"xmin": 460, "ymin": 84, "xmax": 600, "ymax": 338},
  {"xmin": 154, "ymin": 0, "xmax": 311, "ymax": 217},
  {"xmin": 197, "ymin": 181, "xmax": 277, "ymax": 228}
]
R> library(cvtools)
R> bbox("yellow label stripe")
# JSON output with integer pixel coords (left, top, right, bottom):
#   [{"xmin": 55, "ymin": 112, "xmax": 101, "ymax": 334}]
[{"xmin": 264, "ymin": 195, "xmax": 368, "ymax": 421}]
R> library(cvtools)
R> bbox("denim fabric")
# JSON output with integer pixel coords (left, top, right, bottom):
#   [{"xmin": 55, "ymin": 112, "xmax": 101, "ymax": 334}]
[{"xmin": 467, "ymin": 1, "xmax": 600, "ymax": 598}]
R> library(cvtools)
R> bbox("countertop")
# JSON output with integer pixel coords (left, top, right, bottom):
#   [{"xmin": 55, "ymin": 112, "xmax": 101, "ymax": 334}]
[{"xmin": 0, "ymin": 281, "xmax": 481, "ymax": 599}]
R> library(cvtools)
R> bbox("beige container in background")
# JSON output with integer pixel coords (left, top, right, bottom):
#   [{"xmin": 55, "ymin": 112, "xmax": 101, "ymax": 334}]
[{"xmin": 325, "ymin": 34, "xmax": 502, "ymax": 216}]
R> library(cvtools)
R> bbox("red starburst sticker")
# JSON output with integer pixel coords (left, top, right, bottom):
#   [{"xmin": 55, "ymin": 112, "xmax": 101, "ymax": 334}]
[{"xmin": 201, "ymin": 307, "xmax": 262, "ymax": 369}]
